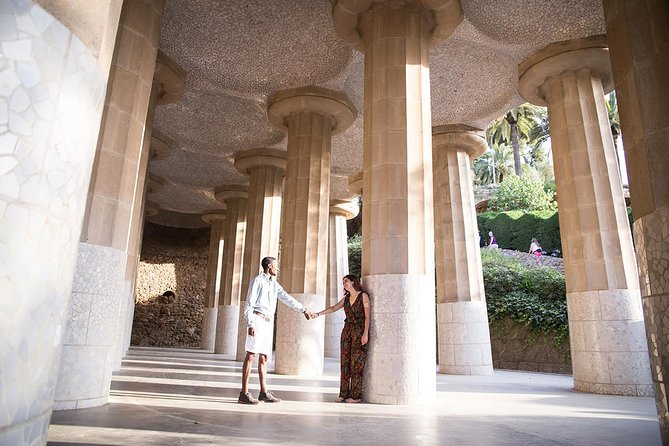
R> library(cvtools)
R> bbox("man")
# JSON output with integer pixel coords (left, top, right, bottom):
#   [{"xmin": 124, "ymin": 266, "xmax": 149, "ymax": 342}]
[{"xmin": 239, "ymin": 256, "xmax": 312, "ymax": 404}]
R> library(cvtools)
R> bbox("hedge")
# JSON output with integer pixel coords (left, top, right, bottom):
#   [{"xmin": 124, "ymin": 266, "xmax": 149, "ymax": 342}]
[{"xmin": 477, "ymin": 210, "xmax": 561, "ymax": 256}]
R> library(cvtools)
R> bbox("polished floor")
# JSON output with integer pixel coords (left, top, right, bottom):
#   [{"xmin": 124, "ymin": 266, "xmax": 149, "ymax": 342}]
[{"xmin": 47, "ymin": 346, "xmax": 661, "ymax": 445}]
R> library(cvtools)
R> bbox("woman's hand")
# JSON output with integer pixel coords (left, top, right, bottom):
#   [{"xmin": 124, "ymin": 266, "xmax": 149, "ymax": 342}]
[{"xmin": 361, "ymin": 333, "xmax": 368, "ymax": 346}]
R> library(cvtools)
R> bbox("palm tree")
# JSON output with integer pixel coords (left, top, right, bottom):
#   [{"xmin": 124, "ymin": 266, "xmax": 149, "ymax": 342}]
[
  {"xmin": 487, "ymin": 104, "xmax": 543, "ymax": 176},
  {"xmin": 473, "ymin": 143, "xmax": 514, "ymax": 185}
]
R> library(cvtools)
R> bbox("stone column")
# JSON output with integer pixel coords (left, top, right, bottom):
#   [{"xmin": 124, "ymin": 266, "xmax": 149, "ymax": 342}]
[
  {"xmin": 325, "ymin": 199, "xmax": 359, "ymax": 358},
  {"xmin": 214, "ymin": 185, "xmax": 248, "ymax": 355},
  {"xmin": 0, "ymin": 2, "xmax": 121, "ymax": 443},
  {"xmin": 518, "ymin": 35, "xmax": 652, "ymax": 397},
  {"xmin": 332, "ymin": 0, "xmax": 462, "ymax": 404},
  {"xmin": 201, "ymin": 212, "xmax": 226, "ymax": 351},
  {"xmin": 432, "ymin": 125, "xmax": 493, "ymax": 375},
  {"xmin": 268, "ymin": 87, "xmax": 357, "ymax": 375},
  {"xmin": 233, "ymin": 149, "xmax": 286, "ymax": 361},
  {"xmin": 54, "ymin": 0, "xmax": 165, "ymax": 410},
  {"xmin": 115, "ymin": 51, "xmax": 185, "ymax": 367},
  {"xmin": 603, "ymin": 1, "xmax": 669, "ymax": 440}
]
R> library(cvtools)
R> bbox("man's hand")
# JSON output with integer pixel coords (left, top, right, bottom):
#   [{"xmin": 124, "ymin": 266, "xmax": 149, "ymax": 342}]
[{"xmin": 248, "ymin": 327, "xmax": 255, "ymax": 337}]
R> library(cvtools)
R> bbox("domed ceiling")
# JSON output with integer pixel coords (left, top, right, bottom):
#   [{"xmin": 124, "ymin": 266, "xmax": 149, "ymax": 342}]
[{"xmin": 148, "ymin": 0, "xmax": 605, "ymax": 228}]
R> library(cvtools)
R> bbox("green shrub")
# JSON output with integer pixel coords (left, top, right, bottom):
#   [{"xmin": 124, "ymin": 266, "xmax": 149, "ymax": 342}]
[
  {"xmin": 348, "ymin": 233, "xmax": 362, "ymax": 278},
  {"xmin": 478, "ymin": 210, "xmax": 561, "ymax": 255},
  {"xmin": 482, "ymin": 250, "xmax": 569, "ymax": 352}
]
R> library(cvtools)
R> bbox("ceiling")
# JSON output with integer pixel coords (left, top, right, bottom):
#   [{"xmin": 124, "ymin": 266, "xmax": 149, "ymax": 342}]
[{"xmin": 148, "ymin": 0, "xmax": 605, "ymax": 228}]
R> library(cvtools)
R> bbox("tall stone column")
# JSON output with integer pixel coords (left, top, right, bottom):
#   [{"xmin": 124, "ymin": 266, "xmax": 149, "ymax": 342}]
[
  {"xmin": 518, "ymin": 36, "xmax": 652, "ymax": 397},
  {"xmin": 332, "ymin": 0, "xmax": 462, "ymax": 403},
  {"xmin": 214, "ymin": 185, "xmax": 248, "ymax": 355},
  {"xmin": 115, "ymin": 51, "xmax": 185, "ymax": 367},
  {"xmin": 201, "ymin": 212, "xmax": 226, "ymax": 351},
  {"xmin": 268, "ymin": 87, "xmax": 357, "ymax": 375},
  {"xmin": 233, "ymin": 149, "xmax": 286, "ymax": 361},
  {"xmin": 325, "ymin": 199, "xmax": 359, "ymax": 358},
  {"xmin": 432, "ymin": 125, "xmax": 493, "ymax": 375},
  {"xmin": 603, "ymin": 1, "xmax": 669, "ymax": 441},
  {"xmin": 0, "ymin": 2, "xmax": 121, "ymax": 443},
  {"xmin": 55, "ymin": 0, "xmax": 165, "ymax": 410}
]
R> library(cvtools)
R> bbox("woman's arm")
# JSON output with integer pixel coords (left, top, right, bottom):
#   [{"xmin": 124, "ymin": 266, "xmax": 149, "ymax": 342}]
[
  {"xmin": 313, "ymin": 296, "xmax": 345, "ymax": 318},
  {"xmin": 361, "ymin": 293, "xmax": 370, "ymax": 345}
]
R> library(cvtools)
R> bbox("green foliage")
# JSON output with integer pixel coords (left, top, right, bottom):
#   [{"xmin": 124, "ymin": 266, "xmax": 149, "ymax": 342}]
[
  {"xmin": 481, "ymin": 250, "xmax": 569, "ymax": 352},
  {"xmin": 478, "ymin": 210, "xmax": 561, "ymax": 255},
  {"xmin": 347, "ymin": 233, "xmax": 362, "ymax": 278},
  {"xmin": 488, "ymin": 175, "xmax": 556, "ymax": 212}
]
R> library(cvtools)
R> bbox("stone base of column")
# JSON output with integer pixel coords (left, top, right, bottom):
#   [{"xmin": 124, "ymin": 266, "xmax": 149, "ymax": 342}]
[
  {"xmin": 363, "ymin": 274, "xmax": 436, "ymax": 405},
  {"xmin": 634, "ymin": 207, "xmax": 669, "ymax": 438},
  {"xmin": 568, "ymin": 289, "xmax": 653, "ymax": 396},
  {"xmin": 275, "ymin": 293, "xmax": 326, "ymax": 375},
  {"xmin": 325, "ymin": 311, "xmax": 345, "ymax": 358},
  {"xmin": 437, "ymin": 301, "xmax": 493, "ymax": 375},
  {"xmin": 54, "ymin": 243, "xmax": 125, "ymax": 410},
  {"xmin": 215, "ymin": 305, "xmax": 239, "ymax": 355},
  {"xmin": 201, "ymin": 307, "xmax": 218, "ymax": 351}
]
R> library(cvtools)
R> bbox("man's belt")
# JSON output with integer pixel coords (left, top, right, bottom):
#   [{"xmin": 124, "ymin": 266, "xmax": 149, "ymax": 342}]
[{"xmin": 253, "ymin": 310, "xmax": 271, "ymax": 322}]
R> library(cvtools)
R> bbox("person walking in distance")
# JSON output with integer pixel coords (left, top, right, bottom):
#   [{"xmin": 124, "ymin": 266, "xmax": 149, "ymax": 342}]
[{"xmin": 238, "ymin": 256, "xmax": 313, "ymax": 404}]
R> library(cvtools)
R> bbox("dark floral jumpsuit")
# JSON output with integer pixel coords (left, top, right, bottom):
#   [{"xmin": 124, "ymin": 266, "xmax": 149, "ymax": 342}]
[{"xmin": 339, "ymin": 293, "xmax": 367, "ymax": 400}]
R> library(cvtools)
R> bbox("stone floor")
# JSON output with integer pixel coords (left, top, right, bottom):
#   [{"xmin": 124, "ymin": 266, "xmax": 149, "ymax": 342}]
[{"xmin": 47, "ymin": 346, "xmax": 661, "ymax": 445}]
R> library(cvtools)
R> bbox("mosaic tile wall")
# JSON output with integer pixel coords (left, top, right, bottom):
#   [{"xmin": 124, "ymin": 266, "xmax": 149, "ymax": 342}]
[{"xmin": 0, "ymin": 2, "xmax": 107, "ymax": 444}]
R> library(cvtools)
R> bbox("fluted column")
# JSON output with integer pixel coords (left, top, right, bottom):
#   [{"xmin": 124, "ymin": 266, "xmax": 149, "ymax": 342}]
[
  {"xmin": 201, "ymin": 212, "xmax": 226, "ymax": 351},
  {"xmin": 54, "ymin": 0, "xmax": 165, "ymax": 410},
  {"xmin": 432, "ymin": 125, "xmax": 493, "ymax": 375},
  {"xmin": 115, "ymin": 51, "xmax": 185, "ymax": 367},
  {"xmin": 332, "ymin": 0, "xmax": 462, "ymax": 404},
  {"xmin": 234, "ymin": 149, "xmax": 286, "ymax": 361},
  {"xmin": 214, "ymin": 185, "xmax": 248, "ymax": 355},
  {"xmin": 0, "ymin": 2, "xmax": 121, "ymax": 443},
  {"xmin": 268, "ymin": 87, "xmax": 357, "ymax": 375},
  {"xmin": 603, "ymin": 1, "xmax": 669, "ymax": 440},
  {"xmin": 518, "ymin": 36, "xmax": 652, "ymax": 397},
  {"xmin": 325, "ymin": 199, "xmax": 359, "ymax": 358}
]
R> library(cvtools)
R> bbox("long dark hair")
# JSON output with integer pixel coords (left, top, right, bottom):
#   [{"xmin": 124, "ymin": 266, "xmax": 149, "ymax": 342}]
[{"xmin": 343, "ymin": 274, "xmax": 367, "ymax": 297}]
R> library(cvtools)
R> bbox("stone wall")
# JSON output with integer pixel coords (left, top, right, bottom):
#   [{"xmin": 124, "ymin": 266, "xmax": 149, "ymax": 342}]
[
  {"xmin": 131, "ymin": 223, "xmax": 210, "ymax": 347},
  {"xmin": 490, "ymin": 318, "xmax": 572, "ymax": 374}
]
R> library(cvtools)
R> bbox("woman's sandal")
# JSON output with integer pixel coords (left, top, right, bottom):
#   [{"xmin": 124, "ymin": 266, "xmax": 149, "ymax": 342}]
[
  {"xmin": 345, "ymin": 398, "xmax": 361, "ymax": 403},
  {"xmin": 335, "ymin": 396, "xmax": 346, "ymax": 403}
]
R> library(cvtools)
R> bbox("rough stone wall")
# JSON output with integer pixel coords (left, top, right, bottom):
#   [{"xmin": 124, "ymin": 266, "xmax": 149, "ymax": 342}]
[
  {"xmin": 490, "ymin": 318, "xmax": 572, "ymax": 374},
  {"xmin": 131, "ymin": 223, "xmax": 210, "ymax": 347}
]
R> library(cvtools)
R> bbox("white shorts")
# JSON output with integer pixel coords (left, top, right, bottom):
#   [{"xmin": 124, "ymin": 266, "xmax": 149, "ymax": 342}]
[{"xmin": 244, "ymin": 318, "xmax": 273, "ymax": 357}]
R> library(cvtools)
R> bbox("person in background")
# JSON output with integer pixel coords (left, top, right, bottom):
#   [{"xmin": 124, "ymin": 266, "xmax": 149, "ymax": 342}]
[{"xmin": 312, "ymin": 274, "xmax": 370, "ymax": 403}]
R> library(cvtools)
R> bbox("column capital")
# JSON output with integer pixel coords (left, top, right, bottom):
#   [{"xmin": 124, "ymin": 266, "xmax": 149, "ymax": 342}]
[
  {"xmin": 201, "ymin": 211, "xmax": 226, "ymax": 225},
  {"xmin": 330, "ymin": 199, "xmax": 359, "ymax": 220},
  {"xmin": 332, "ymin": 0, "xmax": 462, "ymax": 51},
  {"xmin": 214, "ymin": 184, "xmax": 249, "ymax": 203},
  {"xmin": 154, "ymin": 49, "xmax": 187, "ymax": 105},
  {"xmin": 432, "ymin": 124, "xmax": 487, "ymax": 159},
  {"xmin": 518, "ymin": 35, "xmax": 613, "ymax": 106},
  {"xmin": 348, "ymin": 171, "xmax": 363, "ymax": 196},
  {"xmin": 268, "ymin": 86, "xmax": 357, "ymax": 135},
  {"xmin": 150, "ymin": 130, "xmax": 171, "ymax": 161},
  {"xmin": 146, "ymin": 174, "xmax": 165, "ymax": 194},
  {"xmin": 234, "ymin": 148, "xmax": 287, "ymax": 177}
]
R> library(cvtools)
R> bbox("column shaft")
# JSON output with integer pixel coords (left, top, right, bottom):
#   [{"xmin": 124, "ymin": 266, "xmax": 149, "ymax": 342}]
[
  {"xmin": 55, "ymin": 0, "xmax": 164, "ymax": 410},
  {"xmin": 604, "ymin": 0, "xmax": 669, "ymax": 440},
  {"xmin": 433, "ymin": 127, "xmax": 492, "ymax": 375}
]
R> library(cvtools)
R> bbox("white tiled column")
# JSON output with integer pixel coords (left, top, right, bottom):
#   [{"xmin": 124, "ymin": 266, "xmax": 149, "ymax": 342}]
[
  {"xmin": 233, "ymin": 149, "xmax": 286, "ymax": 361},
  {"xmin": 325, "ymin": 199, "xmax": 359, "ymax": 358},
  {"xmin": 55, "ymin": 0, "xmax": 165, "ymax": 410},
  {"xmin": 432, "ymin": 125, "xmax": 493, "ymax": 375},
  {"xmin": 214, "ymin": 185, "xmax": 248, "ymax": 355},
  {"xmin": 604, "ymin": 1, "xmax": 669, "ymax": 439},
  {"xmin": 268, "ymin": 87, "xmax": 357, "ymax": 375},
  {"xmin": 332, "ymin": 0, "xmax": 462, "ymax": 404},
  {"xmin": 0, "ymin": 2, "xmax": 120, "ymax": 444},
  {"xmin": 201, "ymin": 212, "xmax": 226, "ymax": 351},
  {"xmin": 518, "ymin": 36, "xmax": 652, "ymax": 397}
]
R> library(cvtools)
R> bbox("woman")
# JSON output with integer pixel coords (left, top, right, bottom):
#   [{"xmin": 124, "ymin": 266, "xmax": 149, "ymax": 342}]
[{"xmin": 313, "ymin": 274, "xmax": 370, "ymax": 403}]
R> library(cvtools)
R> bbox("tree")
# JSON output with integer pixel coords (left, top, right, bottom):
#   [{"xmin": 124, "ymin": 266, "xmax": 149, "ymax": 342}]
[
  {"xmin": 487, "ymin": 104, "xmax": 544, "ymax": 176},
  {"xmin": 473, "ymin": 143, "xmax": 514, "ymax": 185}
]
